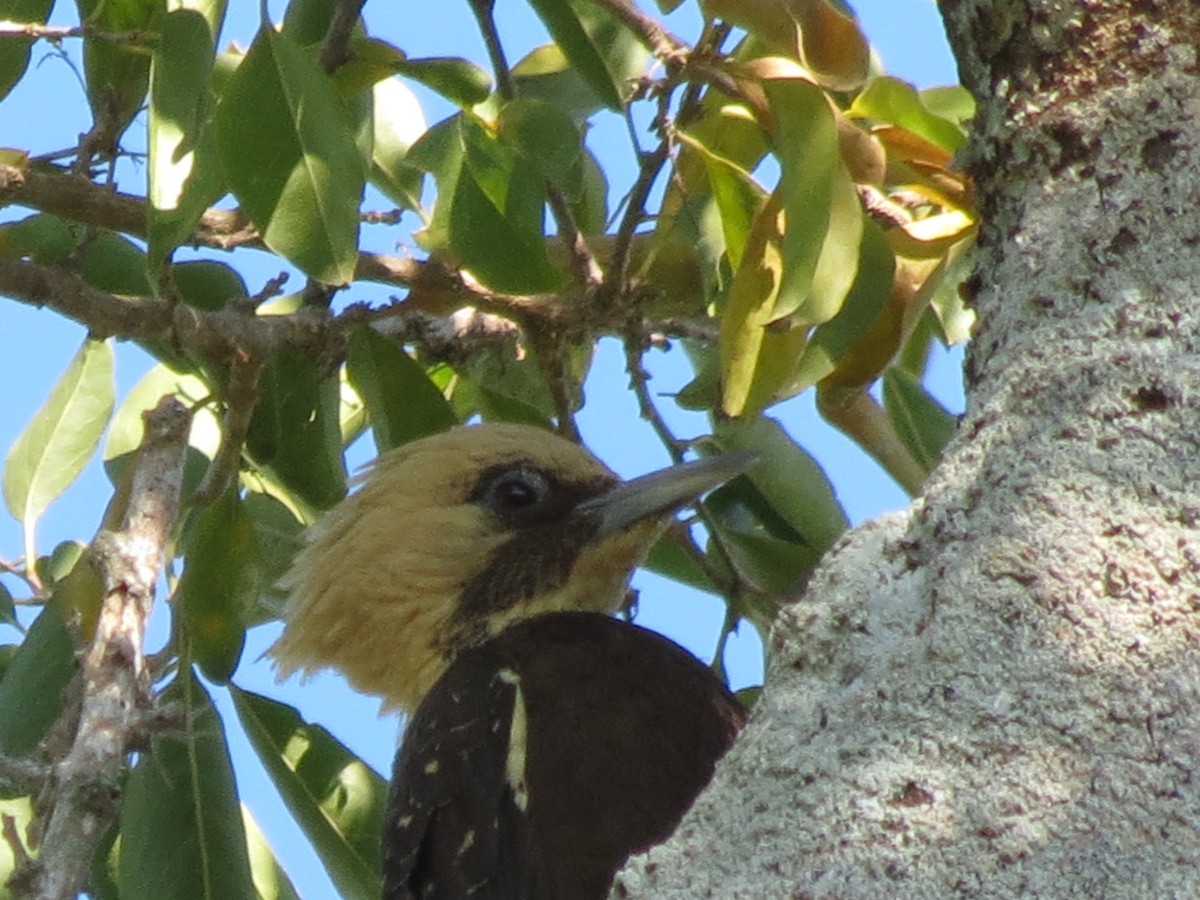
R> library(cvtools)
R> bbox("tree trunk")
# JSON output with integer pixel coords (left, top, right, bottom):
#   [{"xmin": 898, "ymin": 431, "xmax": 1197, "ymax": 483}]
[{"xmin": 615, "ymin": 1, "xmax": 1200, "ymax": 895}]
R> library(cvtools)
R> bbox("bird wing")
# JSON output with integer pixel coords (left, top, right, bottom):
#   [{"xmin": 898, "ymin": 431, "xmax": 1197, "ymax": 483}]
[{"xmin": 382, "ymin": 649, "xmax": 532, "ymax": 900}]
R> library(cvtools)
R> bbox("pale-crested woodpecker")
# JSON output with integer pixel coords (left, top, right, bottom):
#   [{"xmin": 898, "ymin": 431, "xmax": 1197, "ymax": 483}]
[{"xmin": 272, "ymin": 423, "xmax": 752, "ymax": 899}]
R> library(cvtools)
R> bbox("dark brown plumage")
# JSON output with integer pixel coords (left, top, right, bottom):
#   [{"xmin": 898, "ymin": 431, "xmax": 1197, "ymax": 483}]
[{"xmin": 383, "ymin": 612, "xmax": 746, "ymax": 899}]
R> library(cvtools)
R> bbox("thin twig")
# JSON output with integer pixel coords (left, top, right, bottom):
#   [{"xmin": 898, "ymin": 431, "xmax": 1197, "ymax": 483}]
[
  {"xmin": 318, "ymin": 0, "xmax": 367, "ymax": 73},
  {"xmin": 466, "ymin": 0, "xmax": 517, "ymax": 100},
  {"xmin": 0, "ymin": 22, "xmax": 156, "ymax": 48},
  {"xmin": 191, "ymin": 352, "xmax": 264, "ymax": 505},
  {"xmin": 587, "ymin": 0, "xmax": 686, "ymax": 60},
  {"xmin": 466, "ymin": 0, "xmax": 603, "ymax": 288}
]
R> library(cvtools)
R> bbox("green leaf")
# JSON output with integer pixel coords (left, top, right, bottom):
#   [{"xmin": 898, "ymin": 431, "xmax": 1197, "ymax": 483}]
[
  {"xmin": 216, "ymin": 24, "xmax": 364, "ymax": 284},
  {"xmin": 497, "ymin": 98, "xmax": 584, "ymax": 197},
  {"xmin": 280, "ymin": 0, "xmax": 338, "ymax": 46},
  {"xmin": 178, "ymin": 491, "xmax": 262, "ymax": 683},
  {"xmin": 643, "ymin": 535, "xmax": 716, "ymax": 595},
  {"xmin": 684, "ymin": 135, "xmax": 765, "ymax": 270},
  {"xmin": 75, "ymin": 0, "xmax": 162, "ymax": 141},
  {"xmin": 525, "ymin": 0, "xmax": 626, "ymax": 110},
  {"xmin": 919, "ymin": 85, "xmax": 976, "ymax": 128},
  {"xmin": 120, "ymin": 671, "xmax": 256, "ymax": 900},
  {"xmin": 712, "ymin": 417, "xmax": 847, "ymax": 555},
  {"xmin": 405, "ymin": 114, "xmax": 465, "ymax": 251},
  {"xmin": 345, "ymin": 327, "xmax": 457, "ymax": 452},
  {"xmin": 173, "ymin": 259, "xmax": 250, "ymax": 311},
  {"xmin": 104, "ymin": 363, "xmax": 218, "ymax": 463},
  {"xmin": 705, "ymin": 497, "xmax": 822, "ymax": 596},
  {"xmin": 4, "ymin": 339, "xmax": 115, "ymax": 552},
  {"xmin": 81, "ymin": 231, "xmax": 153, "ymax": 296},
  {"xmin": 244, "ymin": 806, "xmax": 302, "ymax": 900},
  {"xmin": 850, "ymin": 76, "xmax": 967, "ymax": 153},
  {"xmin": 240, "ymin": 491, "xmax": 304, "ymax": 626},
  {"xmin": 0, "ymin": 0, "xmax": 54, "ymax": 101},
  {"xmin": 370, "ymin": 76, "xmax": 426, "ymax": 212},
  {"xmin": 245, "ymin": 349, "xmax": 348, "ymax": 510},
  {"xmin": 719, "ymin": 196, "xmax": 805, "ymax": 418},
  {"xmin": 0, "ymin": 604, "xmax": 75, "ymax": 769},
  {"xmin": 35, "ymin": 539, "xmax": 86, "ymax": 587},
  {"xmin": 148, "ymin": 5, "xmax": 227, "ymax": 267},
  {"xmin": 766, "ymin": 78, "xmax": 856, "ymax": 324},
  {"xmin": 231, "ymin": 687, "xmax": 387, "ymax": 900},
  {"xmin": 449, "ymin": 116, "xmax": 563, "ymax": 293},
  {"xmin": 0, "ymin": 583, "xmax": 14, "ymax": 630},
  {"xmin": 391, "ymin": 55, "xmax": 492, "ymax": 108},
  {"xmin": 511, "ymin": 44, "xmax": 605, "ymax": 123},
  {"xmin": 883, "ymin": 366, "xmax": 958, "ymax": 476},
  {"xmin": 0, "ymin": 213, "xmax": 75, "ymax": 263},
  {"xmin": 570, "ymin": 148, "xmax": 609, "ymax": 235},
  {"xmin": 790, "ymin": 219, "xmax": 896, "ymax": 392}
]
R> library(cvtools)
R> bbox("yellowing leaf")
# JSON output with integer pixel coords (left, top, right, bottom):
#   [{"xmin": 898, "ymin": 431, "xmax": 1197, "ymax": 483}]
[
  {"xmin": 702, "ymin": 0, "xmax": 868, "ymax": 90},
  {"xmin": 889, "ymin": 209, "xmax": 976, "ymax": 258}
]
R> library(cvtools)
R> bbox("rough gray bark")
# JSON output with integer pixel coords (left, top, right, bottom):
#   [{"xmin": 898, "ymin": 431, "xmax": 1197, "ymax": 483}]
[{"xmin": 615, "ymin": 1, "xmax": 1200, "ymax": 896}]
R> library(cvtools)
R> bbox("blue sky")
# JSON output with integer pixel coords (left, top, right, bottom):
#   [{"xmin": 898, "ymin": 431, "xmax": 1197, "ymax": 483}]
[{"xmin": 1, "ymin": 1, "xmax": 960, "ymax": 895}]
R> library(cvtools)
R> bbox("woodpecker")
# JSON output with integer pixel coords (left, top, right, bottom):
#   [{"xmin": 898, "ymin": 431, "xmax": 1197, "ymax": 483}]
[{"xmin": 272, "ymin": 423, "xmax": 751, "ymax": 899}]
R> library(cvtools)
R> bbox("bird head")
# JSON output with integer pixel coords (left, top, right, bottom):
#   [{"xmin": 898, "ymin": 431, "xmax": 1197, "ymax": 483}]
[{"xmin": 271, "ymin": 423, "xmax": 751, "ymax": 712}]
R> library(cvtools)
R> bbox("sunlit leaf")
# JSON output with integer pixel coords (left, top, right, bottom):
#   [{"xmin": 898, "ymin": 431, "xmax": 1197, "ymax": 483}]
[
  {"xmin": 244, "ymin": 806, "xmax": 302, "ymax": 900},
  {"xmin": 104, "ymin": 363, "xmax": 219, "ymax": 463},
  {"xmin": 702, "ymin": 0, "xmax": 869, "ymax": 90},
  {"xmin": 231, "ymin": 687, "xmax": 387, "ymax": 900},
  {"xmin": 772, "ymin": 78, "xmax": 863, "ymax": 325},
  {"xmin": 4, "ymin": 339, "xmax": 115, "ymax": 545},
  {"xmin": 850, "ymin": 76, "xmax": 967, "ymax": 153},
  {"xmin": 719, "ymin": 194, "xmax": 788, "ymax": 417},
  {"xmin": 678, "ymin": 131, "xmax": 765, "ymax": 270},
  {"xmin": 148, "ymin": 5, "xmax": 227, "ymax": 266},
  {"xmin": 120, "ymin": 671, "xmax": 256, "ymax": 900},
  {"xmin": 0, "ymin": 797, "xmax": 33, "ymax": 885},
  {"xmin": 370, "ymin": 76, "xmax": 426, "ymax": 211},
  {"xmin": 216, "ymin": 24, "xmax": 364, "ymax": 284}
]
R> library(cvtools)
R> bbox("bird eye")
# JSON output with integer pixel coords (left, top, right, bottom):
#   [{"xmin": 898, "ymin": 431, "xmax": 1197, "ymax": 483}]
[{"xmin": 483, "ymin": 468, "xmax": 551, "ymax": 515}]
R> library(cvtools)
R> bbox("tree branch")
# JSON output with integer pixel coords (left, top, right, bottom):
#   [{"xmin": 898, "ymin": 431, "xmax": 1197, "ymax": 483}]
[{"xmin": 15, "ymin": 398, "xmax": 190, "ymax": 900}]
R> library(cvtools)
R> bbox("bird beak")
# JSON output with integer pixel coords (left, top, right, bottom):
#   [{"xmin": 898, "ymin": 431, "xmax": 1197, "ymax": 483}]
[{"xmin": 574, "ymin": 452, "xmax": 758, "ymax": 538}]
